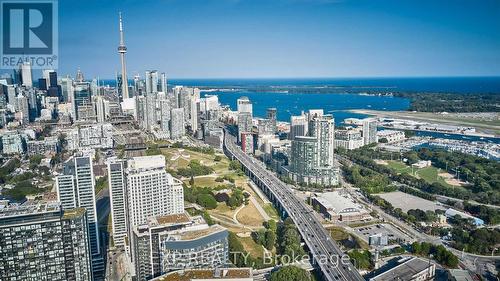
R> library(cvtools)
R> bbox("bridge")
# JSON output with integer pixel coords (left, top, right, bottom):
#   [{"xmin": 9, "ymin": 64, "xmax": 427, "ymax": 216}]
[{"xmin": 223, "ymin": 130, "xmax": 364, "ymax": 281}]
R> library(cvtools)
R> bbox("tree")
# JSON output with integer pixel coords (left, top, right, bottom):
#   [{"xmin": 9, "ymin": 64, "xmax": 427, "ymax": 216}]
[
  {"xmin": 196, "ymin": 193, "xmax": 217, "ymax": 209},
  {"xmin": 29, "ymin": 154, "xmax": 44, "ymax": 169},
  {"xmin": 214, "ymin": 155, "xmax": 222, "ymax": 162},
  {"xmin": 348, "ymin": 249, "xmax": 373, "ymax": 270},
  {"xmin": 265, "ymin": 230, "xmax": 276, "ymax": 250},
  {"xmin": 229, "ymin": 160, "xmax": 242, "ymax": 171},
  {"xmin": 269, "ymin": 266, "xmax": 312, "ymax": 281}
]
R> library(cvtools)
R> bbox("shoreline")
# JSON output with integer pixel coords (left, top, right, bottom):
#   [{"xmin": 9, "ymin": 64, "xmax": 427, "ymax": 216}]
[{"xmin": 349, "ymin": 109, "xmax": 500, "ymax": 138}]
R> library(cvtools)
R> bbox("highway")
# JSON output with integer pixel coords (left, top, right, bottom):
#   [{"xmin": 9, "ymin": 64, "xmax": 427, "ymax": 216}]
[{"xmin": 223, "ymin": 130, "xmax": 364, "ymax": 281}]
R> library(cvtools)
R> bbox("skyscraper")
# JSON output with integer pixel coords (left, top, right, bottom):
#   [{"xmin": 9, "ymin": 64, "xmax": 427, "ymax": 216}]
[
  {"xmin": 56, "ymin": 155, "xmax": 102, "ymax": 278},
  {"xmin": 19, "ymin": 63, "xmax": 33, "ymax": 87},
  {"xmin": 145, "ymin": 70, "xmax": 159, "ymax": 95},
  {"xmin": 125, "ymin": 155, "xmax": 184, "ymax": 227},
  {"xmin": 118, "ymin": 13, "xmax": 129, "ymax": 99},
  {"xmin": 107, "ymin": 158, "xmax": 128, "ymax": 248},
  {"xmin": 237, "ymin": 96, "xmax": 252, "ymax": 114},
  {"xmin": 160, "ymin": 72, "xmax": 167, "ymax": 92},
  {"xmin": 170, "ymin": 108, "xmax": 185, "ymax": 139},
  {"xmin": 237, "ymin": 96, "xmax": 253, "ymax": 142},
  {"xmin": 362, "ymin": 118, "xmax": 378, "ymax": 145},
  {"xmin": 0, "ymin": 203, "xmax": 92, "ymax": 281},
  {"xmin": 266, "ymin": 107, "xmax": 277, "ymax": 133},
  {"xmin": 289, "ymin": 113, "xmax": 308, "ymax": 140},
  {"xmin": 309, "ymin": 114, "xmax": 335, "ymax": 167}
]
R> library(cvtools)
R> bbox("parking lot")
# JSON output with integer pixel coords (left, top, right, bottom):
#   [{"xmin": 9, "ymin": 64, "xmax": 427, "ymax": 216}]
[
  {"xmin": 353, "ymin": 223, "xmax": 413, "ymax": 244},
  {"xmin": 376, "ymin": 191, "xmax": 445, "ymax": 213}
]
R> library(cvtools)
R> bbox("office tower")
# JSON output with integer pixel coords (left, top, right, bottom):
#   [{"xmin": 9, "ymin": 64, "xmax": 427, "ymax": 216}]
[
  {"xmin": 145, "ymin": 70, "xmax": 159, "ymax": 94},
  {"xmin": 56, "ymin": 156, "xmax": 102, "ymax": 277},
  {"xmin": 19, "ymin": 62, "xmax": 33, "ymax": 87},
  {"xmin": 309, "ymin": 114, "xmax": 335, "ymax": 167},
  {"xmin": 95, "ymin": 95, "xmax": 106, "ymax": 123},
  {"xmin": 16, "ymin": 94, "xmax": 29, "ymax": 124},
  {"xmin": 362, "ymin": 118, "xmax": 378, "ymax": 145},
  {"xmin": 266, "ymin": 107, "xmax": 277, "ymax": 132},
  {"xmin": 160, "ymin": 72, "xmax": 167, "ymax": 92},
  {"xmin": 38, "ymin": 78, "xmax": 48, "ymax": 90},
  {"xmin": 125, "ymin": 155, "xmax": 184, "ymax": 227},
  {"xmin": 132, "ymin": 213, "xmax": 228, "ymax": 281},
  {"xmin": 170, "ymin": 108, "xmax": 185, "ymax": 139},
  {"xmin": 74, "ymin": 80, "xmax": 92, "ymax": 120},
  {"xmin": 13, "ymin": 68, "xmax": 22, "ymax": 85},
  {"xmin": 0, "ymin": 203, "xmax": 92, "ymax": 281},
  {"xmin": 118, "ymin": 13, "xmax": 130, "ymax": 99},
  {"xmin": 107, "ymin": 159, "xmax": 128, "ymax": 248},
  {"xmin": 60, "ymin": 76, "xmax": 74, "ymax": 103}
]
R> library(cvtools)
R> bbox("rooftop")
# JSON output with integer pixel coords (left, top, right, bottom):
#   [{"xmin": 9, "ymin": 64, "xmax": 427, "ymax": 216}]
[
  {"xmin": 319, "ymin": 191, "xmax": 367, "ymax": 214},
  {"xmin": 369, "ymin": 257, "xmax": 433, "ymax": 281},
  {"xmin": 62, "ymin": 207, "xmax": 86, "ymax": 219},
  {"xmin": 0, "ymin": 201, "xmax": 61, "ymax": 218},
  {"xmin": 154, "ymin": 213, "xmax": 191, "ymax": 226},
  {"xmin": 152, "ymin": 268, "xmax": 253, "ymax": 281},
  {"xmin": 176, "ymin": 224, "xmax": 225, "ymax": 241}
]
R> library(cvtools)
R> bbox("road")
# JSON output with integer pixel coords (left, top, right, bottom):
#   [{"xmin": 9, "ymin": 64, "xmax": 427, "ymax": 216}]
[{"xmin": 224, "ymin": 130, "xmax": 364, "ymax": 281}]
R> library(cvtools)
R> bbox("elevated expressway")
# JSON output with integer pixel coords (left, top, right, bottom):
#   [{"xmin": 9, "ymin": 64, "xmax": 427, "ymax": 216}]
[{"xmin": 223, "ymin": 131, "xmax": 364, "ymax": 281}]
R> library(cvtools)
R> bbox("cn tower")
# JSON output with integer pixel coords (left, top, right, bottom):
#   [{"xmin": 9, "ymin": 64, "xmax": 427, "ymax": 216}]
[{"xmin": 118, "ymin": 12, "xmax": 129, "ymax": 99}]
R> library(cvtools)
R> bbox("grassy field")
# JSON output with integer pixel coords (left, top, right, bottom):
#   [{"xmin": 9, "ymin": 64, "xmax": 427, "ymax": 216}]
[
  {"xmin": 327, "ymin": 226, "xmax": 369, "ymax": 250},
  {"xmin": 386, "ymin": 160, "xmax": 455, "ymax": 188},
  {"xmin": 239, "ymin": 236, "xmax": 265, "ymax": 258},
  {"xmin": 263, "ymin": 203, "xmax": 280, "ymax": 220},
  {"xmin": 236, "ymin": 201, "xmax": 266, "ymax": 227}
]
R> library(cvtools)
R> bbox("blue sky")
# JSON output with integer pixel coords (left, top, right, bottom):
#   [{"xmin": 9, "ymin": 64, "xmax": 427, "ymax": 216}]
[{"xmin": 16, "ymin": 0, "xmax": 500, "ymax": 78}]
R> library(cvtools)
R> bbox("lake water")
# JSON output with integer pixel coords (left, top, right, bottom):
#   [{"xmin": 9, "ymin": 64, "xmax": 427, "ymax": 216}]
[{"xmin": 201, "ymin": 90, "xmax": 410, "ymax": 124}]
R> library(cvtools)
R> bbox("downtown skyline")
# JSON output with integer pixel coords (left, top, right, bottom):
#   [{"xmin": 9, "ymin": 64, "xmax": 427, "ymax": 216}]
[{"xmin": 3, "ymin": 0, "xmax": 499, "ymax": 79}]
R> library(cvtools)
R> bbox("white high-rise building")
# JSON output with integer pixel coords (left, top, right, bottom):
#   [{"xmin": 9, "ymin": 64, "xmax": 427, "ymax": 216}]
[
  {"xmin": 160, "ymin": 72, "xmax": 167, "ymax": 92},
  {"xmin": 145, "ymin": 70, "xmax": 159, "ymax": 94},
  {"xmin": 107, "ymin": 159, "xmax": 128, "ymax": 248},
  {"xmin": 237, "ymin": 96, "xmax": 252, "ymax": 114},
  {"xmin": 56, "ymin": 155, "xmax": 103, "ymax": 278},
  {"xmin": 95, "ymin": 95, "xmax": 106, "ymax": 123},
  {"xmin": 15, "ymin": 94, "xmax": 29, "ymax": 124},
  {"xmin": 309, "ymin": 114, "xmax": 335, "ymax": 167},
  {"xmin": 362, "ymin": 118, "xmax": 378, "ymax": 145},
  {"xmin": 289, "ymin": 112, "xmax": 308, "ymax": 140},
  {"xmin": 125, "ymin": 155, "xmax": 184, "ymax": 227},
  {"xmin": 56, "ymin": 156, "xmax": 100, "ymax": 255},
  {"xmin": 170, "ymin": 108, "xmax": 185, "ymax": 139},
  {"xmin": 20, "ymin": 63, "xmax": 33, "ymax": 87},
  {"xmin": 203, "ymin": 95, "xmax": 219, "ymax": 112}
]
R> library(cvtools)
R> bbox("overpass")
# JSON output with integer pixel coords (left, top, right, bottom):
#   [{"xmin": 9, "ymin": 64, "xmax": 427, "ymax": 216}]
[{"xmin": 223, "ymin": 130, "xmax": 364, "ymax": 281}]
